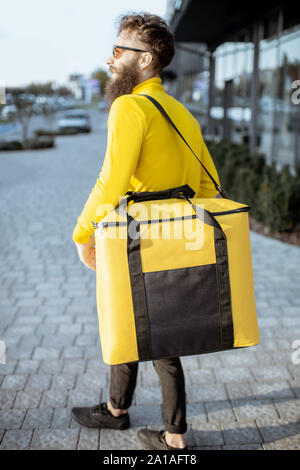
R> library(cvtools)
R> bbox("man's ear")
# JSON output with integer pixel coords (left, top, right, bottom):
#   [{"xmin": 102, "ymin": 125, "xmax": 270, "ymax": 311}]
[{"xmin": 140, "ymin": 52, "xmax": 153, "ymax": 70}]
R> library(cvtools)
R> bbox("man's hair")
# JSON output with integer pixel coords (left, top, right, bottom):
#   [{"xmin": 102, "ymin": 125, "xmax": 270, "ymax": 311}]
[{"xmin": 117, "ymin": 12, "xmax": 175, "ymax": 74}]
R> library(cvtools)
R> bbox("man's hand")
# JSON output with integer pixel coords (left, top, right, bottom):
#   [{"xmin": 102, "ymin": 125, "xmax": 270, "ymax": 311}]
[{"xmin": 74, "ymin": 234, "xmax": 96, "ymax": 271}]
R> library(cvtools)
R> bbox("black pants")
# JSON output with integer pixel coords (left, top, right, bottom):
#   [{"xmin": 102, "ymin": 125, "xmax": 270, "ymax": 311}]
[{"xmin": 109, "ymin": 357, "xmax": 187, "ymax": 434}]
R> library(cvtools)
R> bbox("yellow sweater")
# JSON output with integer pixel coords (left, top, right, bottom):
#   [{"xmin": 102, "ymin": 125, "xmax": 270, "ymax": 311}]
[{"xmin": 72, "ymin": 77, "xmax": 221, "ymax": 244}]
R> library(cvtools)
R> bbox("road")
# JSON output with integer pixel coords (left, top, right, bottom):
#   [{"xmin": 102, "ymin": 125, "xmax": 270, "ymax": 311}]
[
  {"xmin": 0, "ymin": 108, "xmax": 90, "ymax": 141},
  {"xmin": 0, "ymin": 108, "xmax": 300, "ymax": 449}
]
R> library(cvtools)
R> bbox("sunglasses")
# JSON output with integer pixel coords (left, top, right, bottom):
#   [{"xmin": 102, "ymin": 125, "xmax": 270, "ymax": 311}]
[{"xmin": 112, "ymin": 44, "xmax": 149, "ymax": 59}]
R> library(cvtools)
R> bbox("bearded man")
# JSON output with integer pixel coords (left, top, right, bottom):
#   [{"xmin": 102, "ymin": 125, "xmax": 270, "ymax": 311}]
[{"xmin": 71, "ymin": 12, "xmax": 221, "ymax": 451}]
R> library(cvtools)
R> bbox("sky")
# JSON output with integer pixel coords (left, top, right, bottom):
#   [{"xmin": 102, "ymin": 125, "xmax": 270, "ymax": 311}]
[{"xmin": 0, "ymin": 0, "xmax": 168, "ymax": 88}]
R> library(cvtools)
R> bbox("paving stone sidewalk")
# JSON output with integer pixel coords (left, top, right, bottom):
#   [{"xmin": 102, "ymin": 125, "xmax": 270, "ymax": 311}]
[{"xmin": 0, "ymin": 112, "xmax": 299, "ymax": 449}]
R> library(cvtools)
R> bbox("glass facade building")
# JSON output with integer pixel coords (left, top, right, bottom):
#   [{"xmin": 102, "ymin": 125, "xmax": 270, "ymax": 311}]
[{"xmin": 166, "ymin": 3, "xmax": 300, "ymax": 170}]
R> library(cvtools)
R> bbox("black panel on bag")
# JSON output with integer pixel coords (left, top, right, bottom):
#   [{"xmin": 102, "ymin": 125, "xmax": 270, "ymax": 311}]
[{"xmin": 143, "ymin": 264, "xmax": 222, "ymax": 359}]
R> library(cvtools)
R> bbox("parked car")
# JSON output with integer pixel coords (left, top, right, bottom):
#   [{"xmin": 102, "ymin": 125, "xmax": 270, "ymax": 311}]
[
  {"xmin": 98, "ymin": 99, "xmax": 107, "ymax": 112},
  {"xmin": 1, "ymin": 105, "xmax": 17, "ymax": 120},
  {"xmin": 57, "ymin": 109, "xmax": 91, "ymax": 133}
]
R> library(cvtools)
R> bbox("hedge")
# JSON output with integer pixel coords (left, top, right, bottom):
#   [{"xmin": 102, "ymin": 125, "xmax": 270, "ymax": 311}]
[
  {"xmin": 34, "ymin": 128, "xmax": 79, "ymax": 137},
  {"xmin": 206, "ymin": 138, "xmax": 300, "ymax": 233},
  {"xmin": 0, "ymin": 137, "xmax": 54, "ymax": 151}
]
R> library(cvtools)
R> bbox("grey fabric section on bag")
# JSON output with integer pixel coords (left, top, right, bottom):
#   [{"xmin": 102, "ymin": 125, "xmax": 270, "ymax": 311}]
[
  {"xmin": 181, "ymin": 197, "xmax": 234, "ymax": 349},
  {"xmin": 143, "ymin": 264, "xmax": 222, "ymax": 359},
  {"xmin": 127, "ymin": 213, "xmax": 153, "ymax": 361},
  {"xmin": 214, "ymin": 228, "xmax": 234, "ymax": 348},
  {"xmin": 126, "ymin": 195, "xmax": 234, "ymax": 362}
]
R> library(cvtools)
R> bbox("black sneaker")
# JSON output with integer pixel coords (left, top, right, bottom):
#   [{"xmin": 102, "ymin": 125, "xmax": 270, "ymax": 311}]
[
  {"xmin": 137, "ymin": 429, "xmax": 187, "ymax": 450},
  {"xmin": 71, "ymin": 402, "xmax": 130, "ymax": 430}
]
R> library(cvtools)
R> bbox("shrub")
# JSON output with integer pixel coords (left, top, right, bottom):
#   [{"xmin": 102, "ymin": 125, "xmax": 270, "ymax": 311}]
[
  {"xmin": 0, "ymin": 140, "xmax": 23, "ymax": 151},
  {"xmin": 206, "ymin": 139, "xmax": 300, "ymax": 233},
  {"xmin": 34, "ymin": 128, "xmax": 79, "ymax": 137},
  {"xmin": 0, "ymin": 137, "xmax": 54, "ymax": 151},
  {"xmin": 24, "ymin": 137, "xmax": 55, "ymax": 149}
]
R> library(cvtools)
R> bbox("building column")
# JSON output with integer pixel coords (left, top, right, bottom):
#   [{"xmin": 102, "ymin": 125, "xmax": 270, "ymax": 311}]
[
  {"xmin": 270, "ymin": 7, "xmax": 284, "ymax": 164},
  {"xmin": 223, "ymin": 79, "xmax": 234, "ymax": 140},
  {"xmin": 207, "ymin": 49, "xmax": 216, "ymax": 136},
  {"xmin": 295, "ymin": 67, "xmax": 300, "ymax": 166},
  {"xmin": 250, "ymin": 20, "xmax": 263, "ymax": 154}
]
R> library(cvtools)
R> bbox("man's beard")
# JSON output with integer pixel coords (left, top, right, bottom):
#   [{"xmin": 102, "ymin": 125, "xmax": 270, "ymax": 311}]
[{"xmin": 104, "ymin": 59, "xmax": 141, "ymax": 108}]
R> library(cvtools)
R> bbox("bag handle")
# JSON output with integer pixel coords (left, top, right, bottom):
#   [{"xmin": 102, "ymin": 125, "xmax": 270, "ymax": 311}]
[
  {"xmin": 138, "ymin": 94, "xmax": 228, "ymax": 199},
  {"xmin": 126, "ymin": 184, "xmax": 195, "ymax": 204}
]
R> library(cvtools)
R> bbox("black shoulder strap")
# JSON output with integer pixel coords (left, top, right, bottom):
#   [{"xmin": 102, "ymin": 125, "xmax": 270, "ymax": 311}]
[{"xmin": 138, "ymin": 93, "xmax": 228, "ymax": 199}]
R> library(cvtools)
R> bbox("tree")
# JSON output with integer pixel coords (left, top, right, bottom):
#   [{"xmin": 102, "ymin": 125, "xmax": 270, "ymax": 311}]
[
  {"xmin": 55, "ymin": 86, "xmax": 73, "ymax": 97},
  {"xmin": 91, "ymin": 68, "xmax": 110, "ymax": 95},
  {"xmin": 13, "ymin": 92, "xmax": 35, "ymax": 147},
  {"xmin": 25, "ymin": 81, "xmax": 54, "ymax": 96},
  {"xmin": 40, "ymin": 101, "xmax": 57, "ymax": 130}
]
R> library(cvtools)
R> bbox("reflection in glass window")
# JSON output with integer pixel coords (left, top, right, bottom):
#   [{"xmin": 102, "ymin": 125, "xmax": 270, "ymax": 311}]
[
  {"xmin": 256, "ymin": 23, "xmax": 300, "ymax": 169},
  {"xmin": 213, "ymin": 36, "xmax": 254, "ymax": 144},
  {"xmin": 258, "ymin": 37, "xmax": 278, "ymax": 163},
  {"xmin": 275, "ymin": 29, "xmax": 300, "ymax": 168},
  {"xmin": 170, "ymin": 14, "xmax": 300, "ymax": 169}
]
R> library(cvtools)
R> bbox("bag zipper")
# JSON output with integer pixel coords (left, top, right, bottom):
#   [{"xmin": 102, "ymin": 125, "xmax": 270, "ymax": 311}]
[{"xmin": 92, "ymin": 206, "xmax": 250, "ymax": 230}]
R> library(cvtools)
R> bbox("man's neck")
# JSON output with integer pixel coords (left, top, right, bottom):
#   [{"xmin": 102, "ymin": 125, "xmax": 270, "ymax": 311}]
[
  {"xmin": 137, "ymin": 74, "xmax": 161, "ymax": 85},
  {"xmin": 132, "ymin": 75, "xmax": 161, "ymax": 93}
]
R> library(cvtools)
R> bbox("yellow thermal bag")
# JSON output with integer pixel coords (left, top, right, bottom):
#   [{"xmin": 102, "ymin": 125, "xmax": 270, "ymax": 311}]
[{"xmin": 93, "ymin": 96, "xmax": 259, "ymax": 365}]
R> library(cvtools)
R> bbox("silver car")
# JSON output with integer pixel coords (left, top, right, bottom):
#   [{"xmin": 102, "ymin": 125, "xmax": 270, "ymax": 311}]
[{"xmin": 57, "ymin": 109, "xmax": 91, "ymax": 133}]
